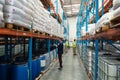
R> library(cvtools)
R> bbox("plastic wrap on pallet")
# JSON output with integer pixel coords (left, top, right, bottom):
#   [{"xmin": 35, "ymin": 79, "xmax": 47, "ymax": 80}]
[
  {"xmin": 5, "ymin": 0, "xmax": 34, "ymax": 16},
  {"xmin": 4, "ymin": 13, "xmax": 31, "ymax": 28},
  {"xmin": 113, "ymin": 7, "xmax": 120, "ymax": 17},
  {"xmin": 3, "ymin": 5, "xmax": 32, "ymax": 28},
  {"xmin": 95, "ymin": 12, "xmax": 113, "ymax": 31},
  {"xmin": 1, "ymin": 0, "xmax": 64, "ymax": 38},
  {"xmin": 113, "ymin": 0, "xmax": 120, "ymax": 10}
]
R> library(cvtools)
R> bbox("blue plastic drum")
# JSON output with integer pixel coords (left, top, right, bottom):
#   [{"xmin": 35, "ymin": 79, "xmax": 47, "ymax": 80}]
[
  {"xmin": 32, "ymin": 57, "xmax": 38, "ymax": 80},
  {"xmin": 0, "ymin": 63, "xmax": 11, "ymax": 80},
  {"xmin": 40, "ymin": 54, "xmax": 46, "ymax": 71},
  {"xmin": 11, "ymin": 62, "xmax": 28, "ymax": 80},
  {"xmin": 36, "ymin": 56, "xmax": 41, "ymax": 76}
]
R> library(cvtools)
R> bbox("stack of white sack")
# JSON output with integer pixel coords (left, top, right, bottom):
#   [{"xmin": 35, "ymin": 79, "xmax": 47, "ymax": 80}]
[
  {"xmin": 3, "ymin": 0, "xmax": 33, "ymax": 28},
  {"xmin": 113, "ymin": 7, "xmax": 120, "ymax": 17},
  {"xmin": 57, "ymin": 24, "xmax": 64, "ymax": 38},
  {"xmin": 113, "ymin": 0, "xmax": 120, "ymax": 10},
  {"xmin": 31, "ymin": 0, "xmax": 51, "ymax": 33},
  {"xmin": 112, "ymin": 0, "xmax": 120, "ymax": 18},
  {"xmin": 87, "ymin": 24, "xmax": 96, "ymax": 36},
  {"xmin": 95, "ymin": 12, "xmax": 113, "ymax": 32},
  {"xmin": 28, "ymin": 0, "xmax": 63, "ymax": 38},
  {"xmin": 2, "ymin": 0, "xmax": 64, "ymax": 38},
  {"xmin": 0, "ymin": 0, "xmax": 5, "ymax": 27}
]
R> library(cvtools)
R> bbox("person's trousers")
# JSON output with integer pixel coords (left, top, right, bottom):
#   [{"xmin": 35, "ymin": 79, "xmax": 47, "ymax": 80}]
[
  {"xmin": 73, "ymin": 47, "xmax": 76, "ymax": 55},
  {"xmin": 58, "ymin": 54, "xmax": 62, "ymax": 68}
]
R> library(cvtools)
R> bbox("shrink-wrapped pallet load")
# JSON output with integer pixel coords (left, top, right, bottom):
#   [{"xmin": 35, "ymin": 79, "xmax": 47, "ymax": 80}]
[
  {"xmin": 113, "ymin": 7, "xmax": 120, "ymax": 17},
  {"xmin": 3, "ymin": 0, "xmax": 33, "ymax": 28},
  {"xmin": 0, "ymin": 0, "xmax": 64, "ymax": 38},
  {"xmin": 95, "ymin": 12, "xmax": 113, "ymax": 32},
  {"xmin": 113, "ymin": 0, "xmax": 120, "ymax": 10}
]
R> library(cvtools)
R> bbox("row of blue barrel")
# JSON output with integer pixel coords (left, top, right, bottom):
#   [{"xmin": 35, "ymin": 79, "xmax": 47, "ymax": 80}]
[{"xmin": 0, "ymin": 49, "xmax": 57, "ymax": 80}]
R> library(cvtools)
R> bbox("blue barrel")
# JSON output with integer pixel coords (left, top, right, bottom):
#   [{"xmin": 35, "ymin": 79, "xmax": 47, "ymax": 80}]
[
  {"xmin": 32, "ymin": 57, "xmax": 38, "ymax": 80},
  {"xmin": 36, "ymin": 57, "xmax": 41, "ymax": 76},
  {"xmin": 11, "ymin": 62, "xmax": 28, "ymax": 80},
  {"xmin": 0, "ymin": 63, "xmax": 11, "ymax": 80},
  {"xmin": 40, "ymin": 54, "xmax": 46, "ymax": 71}
]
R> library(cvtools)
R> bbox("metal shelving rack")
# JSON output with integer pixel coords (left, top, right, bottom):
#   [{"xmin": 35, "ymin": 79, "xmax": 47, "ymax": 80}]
[
  {"xmin": 77, "ymin": 0, "xmax": 120, "ymax": 80},
  {"xmin": 0, "ymin": 0, "xmax": 69, "ymax": 80}
]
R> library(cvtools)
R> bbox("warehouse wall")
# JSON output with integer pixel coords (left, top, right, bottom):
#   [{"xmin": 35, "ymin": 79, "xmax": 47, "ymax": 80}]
[{"xmin": 68, "ymin": 16, "xmax": 77, "ymax": 41}]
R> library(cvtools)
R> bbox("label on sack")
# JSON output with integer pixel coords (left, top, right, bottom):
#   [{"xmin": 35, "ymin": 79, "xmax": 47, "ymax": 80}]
[{"xmin": 41, "ymin": 60, "xmax": 46, "ymax": 67}]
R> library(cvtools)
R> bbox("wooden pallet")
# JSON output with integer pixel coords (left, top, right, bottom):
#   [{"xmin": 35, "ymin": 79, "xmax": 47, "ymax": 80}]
[
  {"xmin": 110, "ymin": 14, "xmax": 120, "ymax": 27},
  {"xmin": 101, "ymin": 25, "xmax": 110, "ymax": 32},
  {"xmin": 35, "ymin": 74, "xmax": 42, "ymax": 80},
  {"xmin": 33, "ymin": 29, "xmax": 51, "ymax": 36},
  {"xmin": 111, "ymin": 23, "xmax": 120, "ymax": 28},
  {"xmin": 5, "ymin": 23, "xmax": 30, "ymax": 32},
  {"xmin": 88, "ymin": 73, "xmax": 93, "ymax": 80}
]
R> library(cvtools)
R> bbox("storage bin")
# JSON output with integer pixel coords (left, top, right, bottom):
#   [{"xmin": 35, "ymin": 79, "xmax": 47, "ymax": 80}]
[
  {"xmin": 36, "ymin": 56, "xmax": 41, "ymax": 76},
  {"xmin": 98, "ymin": 57, "xmax": 120, "ymax": 80},
  {"xmin": 32, "ymin": 57, "xmax": 38, "ymax": 80},
  {"xmin": 11, "ymin": 62, "xmax": 28, "ymax": 80},
  {"xmin": 40, "ymin": 54, "xmax": 46, "ymax": 71},
  {"xmin": 0, "ymin": 62, "xmax": 11, "ymax": 80}
]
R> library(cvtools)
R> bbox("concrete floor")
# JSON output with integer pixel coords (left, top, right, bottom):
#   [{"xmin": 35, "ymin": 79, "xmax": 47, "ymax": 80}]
[{"xmin": 40, "ymin": 48, "xmax": 89, "ymax": 80}]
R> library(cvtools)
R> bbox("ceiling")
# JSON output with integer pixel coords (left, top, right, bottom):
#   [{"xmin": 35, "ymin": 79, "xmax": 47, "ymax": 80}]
[{"xmin": 63, "ymin": 0, "xmax": 81, "ymax": 17}]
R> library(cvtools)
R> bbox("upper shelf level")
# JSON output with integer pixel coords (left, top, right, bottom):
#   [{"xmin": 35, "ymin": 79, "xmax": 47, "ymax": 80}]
[
  {"xmin": 89, "ymin": 0, "xmax": 113, "ymax": 23},
  {"xmin": 80, "ymin": 27, "xmax": 120, "ymax": 41},
  {"xmin": 0, "ymin": 27, "xmax": 62, "ymax": 40}
]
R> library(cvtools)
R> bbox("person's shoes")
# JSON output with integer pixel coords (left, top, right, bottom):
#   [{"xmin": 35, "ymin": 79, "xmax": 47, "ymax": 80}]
[
  {"xmin": 58, "ymin": 66, "xmax": 63, "ymax": 70},
  {"xmin": 58, "ymin": 67, "xmax": 62, "ymax": 70},
  {"xmin": 73, "ymin": 54, "xmax": 77, "ymax": 55}
]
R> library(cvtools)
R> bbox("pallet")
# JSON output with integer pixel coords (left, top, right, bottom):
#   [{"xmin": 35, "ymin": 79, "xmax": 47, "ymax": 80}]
[
  {"xmin": 35, "ymin": 74, "xmax": 42, "ymax": 80},
  {"xmin": 88, "ymin": 73, "xmax": 93, "ymax": 80},
  {"xmin": 33, "ymin": 30, "xmax": 51, "ymax": 36},
  {"xmin": 5, "ymin": 23, "xmax": 30, "ymax": 32},
  {"xmin": 111, "ymin": 23, "xmax": 120, "ymax": 28},
  {"xmin": 101, "ymin": 25, "xmax": 110, "ymax": 32},
  {"xmin": 110, "ymin": 14, "xmax": 120, "ymax": 27}
]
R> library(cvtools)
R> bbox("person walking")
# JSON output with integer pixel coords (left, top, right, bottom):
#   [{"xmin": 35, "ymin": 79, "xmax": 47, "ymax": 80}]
[
  {"xmin": 58, "ymin": 40, "xmax": 63, "ymax": 70},
  {"xmin": 72, "ymin": 39, "xmax": 77, "ymax": 55}
]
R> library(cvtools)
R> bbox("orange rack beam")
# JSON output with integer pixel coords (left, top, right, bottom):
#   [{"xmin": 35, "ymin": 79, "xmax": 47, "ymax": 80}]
[
  {"xmin": 0, "ymin": 28, "xmax": 62, "ymax": 40},
  {"xmin": 81, "ymin": 27, "xmax": 120, "ymax": 40}
]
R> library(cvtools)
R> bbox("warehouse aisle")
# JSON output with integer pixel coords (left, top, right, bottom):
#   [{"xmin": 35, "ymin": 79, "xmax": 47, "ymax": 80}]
[{"xmin": 40, "ymin": 48, "xmax": 89, "ymax": 80}]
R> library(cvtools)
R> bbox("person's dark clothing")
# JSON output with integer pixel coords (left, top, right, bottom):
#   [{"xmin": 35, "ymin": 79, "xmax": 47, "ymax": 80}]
[
  {"xmin": 58, "ymin": 43, "xmax": 63, "ymax": 54},
  {"xmin": 58, "ymin": 43, "xmax": 63, "ymax": 69},
  {"xmin": 58, "ymin": 54, "xmax": 62, "ymax": 68}
]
